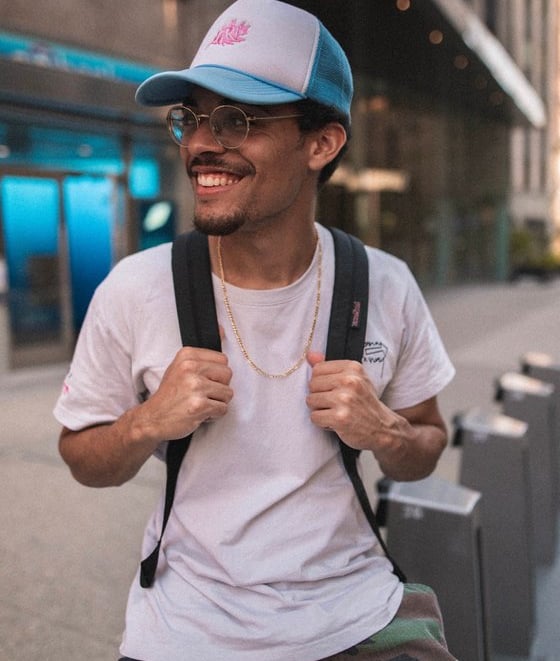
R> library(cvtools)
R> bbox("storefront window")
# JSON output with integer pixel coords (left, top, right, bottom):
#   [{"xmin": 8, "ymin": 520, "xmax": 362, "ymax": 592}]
[{"xmin": 0, "ymin": 115, "xmax": 175, "ymax": 366}]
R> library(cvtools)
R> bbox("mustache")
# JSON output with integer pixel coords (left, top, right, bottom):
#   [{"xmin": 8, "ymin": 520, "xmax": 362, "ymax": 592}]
[{"xmin": 188, "ymin": 155, "xmax": 254, "ymax": 177}]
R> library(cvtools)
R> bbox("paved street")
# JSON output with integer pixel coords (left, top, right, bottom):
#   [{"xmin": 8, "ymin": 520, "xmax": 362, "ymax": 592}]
[
  {"xmin": 0, "ymin": 365, "xmax": 165, "ymax": 660},
  {"xmin": 1, "ymin": 277, "xmax": 560, "ymax": 660}
]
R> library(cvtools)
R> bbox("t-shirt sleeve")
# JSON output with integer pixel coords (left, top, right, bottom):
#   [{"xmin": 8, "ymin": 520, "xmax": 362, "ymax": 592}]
[
  {"xmin": 53, "ymin": 274, "xmax": 142, "ymax": 431},
  {"xmin": 380, "ymin": 268, "xmax": 455, "ymax": 411}
]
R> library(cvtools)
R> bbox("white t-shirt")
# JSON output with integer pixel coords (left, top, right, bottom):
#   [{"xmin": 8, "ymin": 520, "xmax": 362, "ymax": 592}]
[{"xmin": 54, "ymin": 223, "xmax": 454, "ymax": 661}]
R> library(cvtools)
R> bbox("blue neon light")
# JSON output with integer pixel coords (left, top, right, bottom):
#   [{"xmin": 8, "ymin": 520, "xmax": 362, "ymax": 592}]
[{"xmin": 0, "ymin": 29, "xmax": 159, "ymax": 84}]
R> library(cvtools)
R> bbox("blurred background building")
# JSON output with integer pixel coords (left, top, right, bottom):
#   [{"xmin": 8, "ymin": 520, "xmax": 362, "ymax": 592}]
[{"xmin": 0, "ymin": 0, "xmax": 557, "ymax": 370}]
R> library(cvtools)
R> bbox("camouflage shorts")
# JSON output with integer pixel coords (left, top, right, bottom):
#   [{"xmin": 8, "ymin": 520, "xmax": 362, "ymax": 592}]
[{"xmin": 321, "ymin": 584, "xmax": 457, "ymax": 661}]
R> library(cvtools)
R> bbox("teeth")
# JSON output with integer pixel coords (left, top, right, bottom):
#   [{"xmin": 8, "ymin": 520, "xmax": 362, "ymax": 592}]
[{"xmin": 198, "ymin": 173, "xmax": 239, "ymax": 187}]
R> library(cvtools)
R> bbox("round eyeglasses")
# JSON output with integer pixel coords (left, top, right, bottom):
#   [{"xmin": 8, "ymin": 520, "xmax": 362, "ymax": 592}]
[{"xmin": 166, "ymin": 104, "xmax": 303, "ymax": 150}]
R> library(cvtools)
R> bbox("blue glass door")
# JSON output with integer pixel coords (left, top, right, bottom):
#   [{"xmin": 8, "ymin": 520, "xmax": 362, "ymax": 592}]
[
  {"xmin": 64, "ymin": 175, "xmax": 115, "ymax": 331},
  {"xmin": 1, "ymin": 176, "xmax": 65, "ymax": 349},
  {"xmin": 1, "ymin": 172, "xmax": 118, "ymax": 367}
]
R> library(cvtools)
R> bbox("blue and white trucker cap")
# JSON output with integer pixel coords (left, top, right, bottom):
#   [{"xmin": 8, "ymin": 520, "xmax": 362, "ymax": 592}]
[{"xmin": 135, "ymin": 0, "xmax": 353, "ymax": 120}]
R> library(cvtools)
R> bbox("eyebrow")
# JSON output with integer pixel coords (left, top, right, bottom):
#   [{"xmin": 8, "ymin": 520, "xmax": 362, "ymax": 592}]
[
  {"xmin": 182, "ymin": 97, "xmax": 274, "ymax": 115},
  {"xmin": 182, "ymin": 96, "xmax": 236, "ymax": 107}
]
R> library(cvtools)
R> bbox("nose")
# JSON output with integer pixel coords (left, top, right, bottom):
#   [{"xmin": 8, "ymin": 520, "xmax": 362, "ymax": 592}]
[{"xmin": 185, "ymin": 116, "xmax": 226, "ymax": 156}]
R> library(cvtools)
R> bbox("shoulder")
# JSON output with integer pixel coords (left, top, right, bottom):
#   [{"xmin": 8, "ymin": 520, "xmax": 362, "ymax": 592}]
[
  {"xmin": 318, "ymin": 224, "xmax": 412, "ymax": 282},
  {"xmin": 317, "ymin": 224, "xmax": 419, "ymax": 306},
  {"xmin": 108, "ymin": 242, "xmax": 172, "ymax": 286},
  {"xmin": 363, "ymin": 245, "xmax": 421, "ymax": 308},
  {"xmin": 97, "ymin": 242, "xmax": 173, "ymax": 301},
  {"xmin": 365, "ymin": 245, "xmax": 411, "ymax": 278},
  {"xmin": 88, "ymin": 243, "xmax": 174, "ymax": 333}
]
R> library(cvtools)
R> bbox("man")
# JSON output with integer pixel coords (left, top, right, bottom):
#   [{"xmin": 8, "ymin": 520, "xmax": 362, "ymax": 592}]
[{"xmin": 55, "ymin": 1, "xmax": 456, "ymax": 659}]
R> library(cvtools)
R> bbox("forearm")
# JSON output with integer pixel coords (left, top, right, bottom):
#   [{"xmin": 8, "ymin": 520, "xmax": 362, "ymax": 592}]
[
  {"xmin": 58, "ymin": 403, "xmax": 163, "ymax": 488},
  {"xmin": 306, "ymin": 358, "xmax": 449, "ymax": 481},
  {"xmin": 370, "ymin": 410, "xmax": 448, "ymax": 482}
]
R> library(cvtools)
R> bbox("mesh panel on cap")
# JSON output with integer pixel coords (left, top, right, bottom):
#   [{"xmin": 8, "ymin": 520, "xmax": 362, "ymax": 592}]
[{"xmin": 307, "ymin": 23, "xmax": 353, "ymax": 117}]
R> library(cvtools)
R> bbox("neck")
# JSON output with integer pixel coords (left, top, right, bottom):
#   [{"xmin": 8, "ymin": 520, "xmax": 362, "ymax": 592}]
[
  {"xmin": 217, "ymin": 227, "xmax": 323, "ymax": 379},
  {"xmin": 210, "ymin": 223, "xmax": 319, "ymax": 289}
]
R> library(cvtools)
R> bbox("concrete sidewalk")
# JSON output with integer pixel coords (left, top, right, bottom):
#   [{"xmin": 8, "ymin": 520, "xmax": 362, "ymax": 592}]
[
  {"xmin": 0, "ymin": 364, "xmax": 165, "ymax": 660},
  {"xmin": 1, "ymin": 278, "xmax": 560, "ymax": 660}
]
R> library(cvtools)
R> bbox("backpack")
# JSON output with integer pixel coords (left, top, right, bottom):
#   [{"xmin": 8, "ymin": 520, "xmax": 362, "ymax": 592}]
[{"xmin": 140, "ymin": 226, "xmax": 406, "ymax": 588}]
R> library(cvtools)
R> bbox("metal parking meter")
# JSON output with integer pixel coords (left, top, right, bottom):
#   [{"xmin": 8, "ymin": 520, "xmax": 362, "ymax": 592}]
[
  {"xmin": 521, "ymin": 351, "xmax": 560, "ymax": 392},
  {"xmin": 522, "ymin": 351, "xmax": 560, "ymax": 503},
  {"xmin": 495, "ymin": 372, "xmax": 557, "ymax": 565},
  {"xmin": 454, "ymin": 409, "xmax": 533, "ymax": 657},
  {"xmin": 377, "ymin": 475, "xmax": 489, "ymax": 661}
]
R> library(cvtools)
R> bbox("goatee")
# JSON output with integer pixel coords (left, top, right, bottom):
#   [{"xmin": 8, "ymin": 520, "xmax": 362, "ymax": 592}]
[{"xmin": 193, "ymin": 213, "xmax": 245, "ymax": 236}]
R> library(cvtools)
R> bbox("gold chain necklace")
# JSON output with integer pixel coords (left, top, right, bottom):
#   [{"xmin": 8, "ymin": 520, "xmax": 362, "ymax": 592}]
[{"xmin": 217, "ymin": 235, "xmax": 322, "ymax": 379}]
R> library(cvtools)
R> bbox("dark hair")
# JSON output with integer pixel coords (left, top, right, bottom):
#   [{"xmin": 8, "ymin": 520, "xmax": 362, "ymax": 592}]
[{"xmin": 294, "ymin": 99, "xmax": 351, "ymax": 186}]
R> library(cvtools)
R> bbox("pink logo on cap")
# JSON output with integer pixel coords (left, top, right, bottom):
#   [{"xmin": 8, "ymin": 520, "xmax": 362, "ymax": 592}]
[{"xmin": 210, "ymin": 18, "xmax": 251, "ymax": 46}]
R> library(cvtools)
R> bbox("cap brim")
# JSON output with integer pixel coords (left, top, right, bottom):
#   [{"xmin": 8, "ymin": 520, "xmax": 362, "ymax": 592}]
[{"xmin": 135, "ymin": 65, "xmax": 305, "ymax": 107}]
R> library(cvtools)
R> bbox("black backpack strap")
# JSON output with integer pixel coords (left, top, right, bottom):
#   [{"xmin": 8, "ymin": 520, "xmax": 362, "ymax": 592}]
[
  {"xmin": 326, "ymin": 227, "xmax": 406, "ymax": 583},
  {"xmin": 173, "ymin": 230, "xmax": 221, "ymax": 352},
  {"xmin": 140, "ymin": 436, "xmax": 192, "ymax": 587},
  {"xmin": 325, "ymin": 227, "xmax": 369, "ymax": 361},
  {"xmin": 140, "ymin": 230, "xmax": 220, "ymax": 588}
]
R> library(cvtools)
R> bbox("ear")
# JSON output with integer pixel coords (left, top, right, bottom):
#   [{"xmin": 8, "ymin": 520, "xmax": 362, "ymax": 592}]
[{"xmin": 307, "ymin": 123, "xmax": 347, "ymax": 173}]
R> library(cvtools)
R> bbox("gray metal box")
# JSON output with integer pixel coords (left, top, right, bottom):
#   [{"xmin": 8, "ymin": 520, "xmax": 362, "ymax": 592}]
[
  {"xmin": 378, "ymin": 475, "xmax": 489, "ymax": 661},
  {"xmin": 522, "ymin": 351, "xmax": 560, "ymax": 504},
  {"xmin": 454, "ymin": 409, "xmax": 534, "ymax": 656},
  {"xmin": 496, "ymin": 371, "xmax": 557, "ymax": 565}
]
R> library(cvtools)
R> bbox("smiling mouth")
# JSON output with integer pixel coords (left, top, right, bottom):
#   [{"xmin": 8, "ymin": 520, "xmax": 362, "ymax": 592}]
[{"xmin": 197, "ymin": 172, "xmax": 242, "ymax": 188}]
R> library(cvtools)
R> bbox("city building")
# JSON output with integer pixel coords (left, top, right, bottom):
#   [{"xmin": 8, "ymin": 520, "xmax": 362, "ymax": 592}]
[{"xmin": 0, "ymin": 0, "xmax": 552, "ymax": 369}]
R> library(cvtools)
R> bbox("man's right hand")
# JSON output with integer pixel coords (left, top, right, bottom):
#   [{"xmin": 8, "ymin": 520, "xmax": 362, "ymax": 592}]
[
  {"xmin": 58, "ymin": 346, "xmax": 233, "ymax": 488},
  {"xmin": 139, "ymin": 346, "xmax": 233, "ymax": 443}
]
